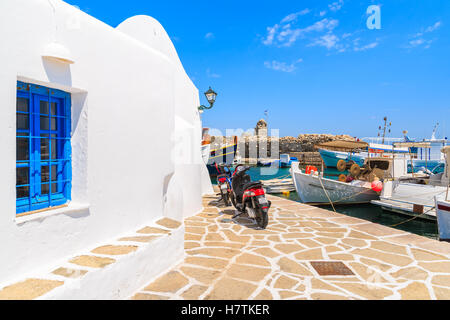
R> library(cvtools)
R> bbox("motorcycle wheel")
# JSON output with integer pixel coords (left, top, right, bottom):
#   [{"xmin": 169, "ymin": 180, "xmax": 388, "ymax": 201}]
[
  {"xmin": 223, "ymin": 192, "xmax": 231, "ymax": 206},
  {"xmin": 230, "ymin": 192, "xmax": 237, "ymax": 208},
  {"xmin": 255, "ymin": 207, "xmax": 269, "ymax": 229}
]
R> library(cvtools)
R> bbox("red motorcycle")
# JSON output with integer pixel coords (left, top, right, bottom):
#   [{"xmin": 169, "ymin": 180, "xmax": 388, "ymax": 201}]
[
  {"xmin": 231, "ymin": 165, "xmax": 271, "ymax": 229},
  {"xmin": 215, "ymin": 164, "xmax": 232, "ymax": 206}
]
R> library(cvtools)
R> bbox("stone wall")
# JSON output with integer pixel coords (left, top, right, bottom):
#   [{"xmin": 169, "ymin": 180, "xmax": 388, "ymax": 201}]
[
  {"xmin": 210, "ymin": 134, "xmax": 355, "ymax": 165},
  {"xmin": 210, "ymin": 134, "xmax": 354, "ymax": 156}
]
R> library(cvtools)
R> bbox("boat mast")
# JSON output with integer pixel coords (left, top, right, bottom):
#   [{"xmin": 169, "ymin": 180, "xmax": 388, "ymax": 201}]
[
  {"xmin": 378, "ymin": 117, "xmax": 392, "ymax": 145},
  {"xmin": 431, "ymin": 122, "xmax": 439, "ymax": 141}
]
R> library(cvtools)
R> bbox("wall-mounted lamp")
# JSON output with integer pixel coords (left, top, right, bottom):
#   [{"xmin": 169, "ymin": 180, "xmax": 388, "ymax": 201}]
[
  {"xmin": 198, "ymin": 87, "xmax": 217, "ymax": 112},
  {"xmin": 42, "ymin": 42, "xmax": 75, "ymax": 64}
]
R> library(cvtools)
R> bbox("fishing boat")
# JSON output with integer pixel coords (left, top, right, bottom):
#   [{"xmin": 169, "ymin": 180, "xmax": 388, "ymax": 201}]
[
  {"xmin": 263, "ymin": 178, "xmax": 296, "ymax": 194},
  {"xmin": 408, "ymin": 141, "xmax": 447, "ymax": 173},
  {"xmin": 258, "ymin": 154, "xmax": 296, "ymax": 168},
  {"xmin": 436, "ymin": 200, "xmax": 450, "ymax": 241},
  {"xmin": 317, "ymin": 140, "xmax": 409, "ymax": 169},
  {"xmin": 207, "ymin": 136, "xmax": 238, "ymax": 175},
  {"xmin": 292, "ymin": 151, "xmax": 418, "ymax": 206},
  {"xmin": 318, "ymin": 147, "xmax": 365, "ymax": 168},
  {"xmin": 291, "ymin": 162, "xmax": 380, "ymax": 205},
  {"xmin": 320, "ymin": 124, "xmax": 448, "ymax": 173},
  {"xmin": 371, "ymin": 144, "xmax": 450, "ymax": 221},
  {"xmin": 435, "ymin": 146, "xmax": 450, "ymax": 241}
]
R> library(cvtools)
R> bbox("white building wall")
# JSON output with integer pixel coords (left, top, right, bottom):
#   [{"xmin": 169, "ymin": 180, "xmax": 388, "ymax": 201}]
[{"xmin": 0, "ymin": 0, "xmax": 212, "ymax": 286}]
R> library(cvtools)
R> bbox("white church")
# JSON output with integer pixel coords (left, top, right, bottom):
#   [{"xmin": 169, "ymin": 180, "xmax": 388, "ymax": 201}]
[{"xmin": 0, "ymin": 0, "xmax": 213, "ymax": 299}]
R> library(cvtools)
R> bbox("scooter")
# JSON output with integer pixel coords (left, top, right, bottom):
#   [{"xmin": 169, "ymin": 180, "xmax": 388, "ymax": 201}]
[
  {"xmin": 231, "ymin": 165, "xmax": 271, "ymax": 229},
  {"xmin": 215, "ymin": 163, "xmax": 232, "ymax": 206}
]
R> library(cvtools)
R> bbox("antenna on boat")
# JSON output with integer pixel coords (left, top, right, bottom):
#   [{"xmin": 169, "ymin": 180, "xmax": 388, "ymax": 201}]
[{"xmin": 378, "ymin": 117, "xmax": 392, "ymax": 144}]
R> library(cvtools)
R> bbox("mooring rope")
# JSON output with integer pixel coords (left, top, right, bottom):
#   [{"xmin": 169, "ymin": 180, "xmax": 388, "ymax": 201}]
[
  {"xmin": 318, "ymin": 175, "xmax": 337, "ymax": 213},
  {"xmin": 389, "ymin": 206, "xmax": 436, "ymax": 227}
]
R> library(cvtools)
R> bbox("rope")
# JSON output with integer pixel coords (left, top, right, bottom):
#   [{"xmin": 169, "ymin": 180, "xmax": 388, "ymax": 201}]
[
  {"xmin": 389, "ymin": 206, "xmax": 436, "ymax": 227},
  {"xmin": 318, "ymin": 175, "xmax": 337, "ymax": 213}
]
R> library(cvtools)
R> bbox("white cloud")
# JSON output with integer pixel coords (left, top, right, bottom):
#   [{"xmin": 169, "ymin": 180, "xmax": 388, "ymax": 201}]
[
  {"xmin": 302, "ymin": 18, "xmax": 339, "ymax": 33},
  {"xmin": 408, "ymin": 21, "xmax": 441, "ymax": 49},
  {"xmin": 354, "ymin": 41, "xmax": 379, "ymax": 51},
  {"xmin": 261, "ymin": 8, "xmax": 381, "ymax": 54},
  {"xmin": 280, "ymin": 18, "xmax": 339, "ymax": 47},
  {"xmin": 205, "ymin": 32, "xmax": 214, "ymax": 39},
  {"xmin": 309, "ymin": 34, "xmax": 340, "ymax": 50},
  {"xmin": 319, "ymin": 11, "xmax": 327, "ymax": 17},
  {"xmin": 409, "ymin": 38, "xmax": 433, "ymax": 49},
  {"xmin": 425, "ymin": 21, "xmax": 441, "ymax": 33},
  {"xmin": 262, "ymin": 8, "xmax": 338, "ymax": 47},
  {"xmin": 263, "ymin": 25, "xmax": 279, "ymax": 45},
  {"xmin": 328, "ymin": 0, "xmax": 344, "ymax": 12},
  {"xmin": 264, "ymin": 59, "xmax": 303, "ymax": 73},
  {"xmin": 281, "ymin": 9, "xmax": 311, "ymax": 23},
  {"xmin": 206, "ymin": 68, "xmax": 220, "ymax": 78}
]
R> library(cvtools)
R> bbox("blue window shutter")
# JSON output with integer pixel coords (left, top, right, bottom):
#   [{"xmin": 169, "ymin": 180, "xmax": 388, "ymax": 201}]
[{"xmin": 16, "ymin": 82, "xmax": 72, "ymax": 214}]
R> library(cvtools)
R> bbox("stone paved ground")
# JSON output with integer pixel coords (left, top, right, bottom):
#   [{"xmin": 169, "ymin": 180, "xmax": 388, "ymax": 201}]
[
  {"xmin": 0, "ymin": 218, "xmax": 182, "ymax": 300},
  {"xmin": 132, "ymin": 194, "xmax": 450, "ymax": 300}
]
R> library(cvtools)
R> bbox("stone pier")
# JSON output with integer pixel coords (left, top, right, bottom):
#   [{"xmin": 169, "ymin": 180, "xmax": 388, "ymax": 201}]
[{"xmin": 132, "ymin": 194, "xmax": 450, "ymax": 300}]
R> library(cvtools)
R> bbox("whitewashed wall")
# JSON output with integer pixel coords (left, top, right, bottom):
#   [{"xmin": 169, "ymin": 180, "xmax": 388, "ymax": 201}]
[
  {"xmin": 117, "ymin": 16, "xmax": 214, "ymax": 219},
  {"xmin": 0, "ymin": 0, "xmax": 212, "ymax": 286}
]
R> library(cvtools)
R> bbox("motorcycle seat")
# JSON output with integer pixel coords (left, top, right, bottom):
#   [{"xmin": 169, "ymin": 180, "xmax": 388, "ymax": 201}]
[{"xmin": 243, "ymin": 181, "xmax": 263, "ymax": 190}]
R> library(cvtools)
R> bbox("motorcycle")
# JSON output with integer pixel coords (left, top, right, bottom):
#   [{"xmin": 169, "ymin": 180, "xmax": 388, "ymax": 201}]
[
  {"xmin": 215, "ymin": 163, "xmax": 232, "ymax": 206},
  {"xmin": 231, "ymin": 165, "xmax": 271, "ymax": 229}
]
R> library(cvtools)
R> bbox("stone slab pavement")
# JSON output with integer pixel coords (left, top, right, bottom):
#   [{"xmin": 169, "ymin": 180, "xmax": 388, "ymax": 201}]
[{"xmin": 132, "ymin": 194, "xmax": 450, "ymax": 300}]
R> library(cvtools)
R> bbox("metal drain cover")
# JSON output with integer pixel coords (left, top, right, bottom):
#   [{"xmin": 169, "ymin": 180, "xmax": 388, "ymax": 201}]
[{"xmin": 310, "ymin": 261, "xmax": 354, "ymax": 276}]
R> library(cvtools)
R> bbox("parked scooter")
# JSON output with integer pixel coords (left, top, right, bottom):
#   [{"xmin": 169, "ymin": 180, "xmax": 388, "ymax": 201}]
[
  {"xmin": 215, "ymin": 163, "xmax": 233, "ymax": 206},
  {"xmin": 231, "ymin": 165, "xmax": 271, "ymax": 229}
]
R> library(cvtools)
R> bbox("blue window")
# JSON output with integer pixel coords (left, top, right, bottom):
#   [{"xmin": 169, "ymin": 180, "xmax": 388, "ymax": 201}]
[{"xmin": 16, "ymin": 82, "xmax": 72, "ymax": 215}]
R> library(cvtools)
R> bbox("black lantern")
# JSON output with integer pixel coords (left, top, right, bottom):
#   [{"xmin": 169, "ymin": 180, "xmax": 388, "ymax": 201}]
[{"xmin": 199, "ymin": 87, "xmax": 218, "ymax": 111}]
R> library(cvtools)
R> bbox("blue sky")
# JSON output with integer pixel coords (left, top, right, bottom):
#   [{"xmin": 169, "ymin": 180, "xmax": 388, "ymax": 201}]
[{"xmin": 71, "ymin": 0, "xmax": 449, "ymax": 140}]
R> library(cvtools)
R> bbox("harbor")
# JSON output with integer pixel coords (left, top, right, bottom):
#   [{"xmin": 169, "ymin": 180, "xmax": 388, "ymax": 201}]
[
  {"xmin": 1, "ymin": 0, "xmax": 449, "ymax": 303},
  {"xmin": 206, "ymin": 119, "xmax": 449, "ymax": 243}
]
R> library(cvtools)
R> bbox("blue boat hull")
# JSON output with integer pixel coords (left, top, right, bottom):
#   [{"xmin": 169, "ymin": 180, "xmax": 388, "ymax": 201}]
[
  {"xmin": 319, "ymin": 149, "xmax": 445, "ymax": 173},
  {"xmin": 318, "ymin": 149, "xmax": 365, "ymax": 168},
  {"xmin": 409, "ymin": 160, "xmax": 445, "ymax": 173},
  {"xmin": 258, "ymin": 160, "xmax": 292, "ymax": 168}
]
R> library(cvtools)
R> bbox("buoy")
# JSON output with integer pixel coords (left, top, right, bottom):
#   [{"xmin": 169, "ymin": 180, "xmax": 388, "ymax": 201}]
[
  {"xmin": 371, "ymin": 180, "xmax": 383, "ymax": 192},
  {"xmin": 350, "ymin": 163, "xmax": 361, "ymax": 177},
  {"xmin": 338, "ymin": 174, "xmax": 347, "ymax": 182},
  {"xmin": 282, "ymin": 191, "xmax": 291, "ymax": 197},
  {"xmin": 305, "ymin": 165, "xmax": 318, "ymax": 175},
  {"xmin": 337, "ymin": 160, "xmax": 347, "ymax": 172}
]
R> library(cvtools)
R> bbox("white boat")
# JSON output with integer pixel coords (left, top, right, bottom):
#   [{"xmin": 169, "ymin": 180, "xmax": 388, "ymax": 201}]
[
  {"xmin": 436, "ymin": 200, "xmax": 450, "ymax": 241},
  {"xmin": 435, "ymin": 146, "xmax": 450, "ymax": 241},
  {"xmin": 290, "ymin": 162, "xmax": 379, "ymax": 205},
  {"xmin": 263, "ymin": 179, "xmax": 296, "ymax": 194},
  {"xmin": 372, "ymin": 146, "xmax": 450, "ymax": 221}
]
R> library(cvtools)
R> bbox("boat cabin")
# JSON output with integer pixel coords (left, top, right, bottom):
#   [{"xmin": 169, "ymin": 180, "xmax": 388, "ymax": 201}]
[{"xmin": 362, "ymin": 157, "xmax": 408, "ymax": 181}]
